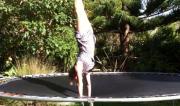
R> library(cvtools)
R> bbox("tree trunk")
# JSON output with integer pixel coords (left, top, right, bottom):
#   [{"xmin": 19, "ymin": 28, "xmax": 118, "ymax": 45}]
[
  {"xmin": 120, "ymin": 24, "xmax": 130, "ymax": 56},
  {"xmin": 123, "ymin": 24, "xmax": 130, "ymax": 56}
]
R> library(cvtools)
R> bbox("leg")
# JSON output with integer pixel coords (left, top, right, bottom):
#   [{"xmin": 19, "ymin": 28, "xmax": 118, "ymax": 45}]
[
  {"xmin": 75, "ymin": 0, "xmax": 93, "ymax": 33},
  {"xmin": 85, "ymin": 72, "xmax": 91, "ymax": 97},
  {"xmin": 74, "ymin": 61, "xmax": 84, "ymax": 97}
]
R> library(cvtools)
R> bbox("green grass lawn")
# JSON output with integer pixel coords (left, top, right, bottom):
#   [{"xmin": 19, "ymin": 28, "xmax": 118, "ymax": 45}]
[
  {"xmin": 93, "ymin": 101, "xmax": 179, "ymax": 106},
  {"xmin": 1, "ymin": 99, "xmax": 180, "ymax": 106}
]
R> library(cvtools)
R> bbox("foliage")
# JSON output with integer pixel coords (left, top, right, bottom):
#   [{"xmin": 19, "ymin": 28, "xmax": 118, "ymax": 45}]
[
  {"xmin": 1, "ymin": 98, "xmax": 180, "ymax": 106},
  {"xmin": 85, "ymin": 0, "xmax": 179, "ymax": 72},
  {"xmin": 131, "ymin": 22, "xmax": 180, "ymax": 72},
  {"xmin": 145, "ymin": 0, "xmax": 180, "ymax": 15},
  {"xmin": 0, "ymin": 98, "xmax": 79, "ymax": 106},
  {"xmin": 0, "ymin": 0, "xmax": 77, "ymax": 72},
  {"xmin": 3, "ymin": 56, "xmax": 56, "ymax": 76},
  {"xmin": 0, "ymin": 0, "xmax": 179, "ymax": 73}
]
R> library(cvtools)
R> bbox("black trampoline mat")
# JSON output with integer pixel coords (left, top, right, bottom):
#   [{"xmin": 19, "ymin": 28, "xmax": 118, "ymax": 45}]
[{"xmin": 1, "ymin": 72, "xmax": 180, "ymax": 100}]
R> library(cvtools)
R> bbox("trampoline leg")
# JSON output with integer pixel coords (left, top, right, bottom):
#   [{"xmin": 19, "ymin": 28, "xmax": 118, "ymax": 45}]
[
  {"xmin": 89, "ymin": 102, "xmax": 94, "ymax": 106},
  {"xmin": 80, "ymin": 102, "xmax": 94, "ymax": 106},
  {"xmin": 172, "ymin": 100, "xmax": 175, "ymax": 106},
  {"xmin": 81, "ymin": 102, "xmax": 85, "ymax": 106}
]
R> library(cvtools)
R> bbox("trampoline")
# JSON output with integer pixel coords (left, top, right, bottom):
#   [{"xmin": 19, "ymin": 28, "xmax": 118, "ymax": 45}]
[{"xmin": 1, "ymin": 72, "xmax": 180, "ymax": 103}]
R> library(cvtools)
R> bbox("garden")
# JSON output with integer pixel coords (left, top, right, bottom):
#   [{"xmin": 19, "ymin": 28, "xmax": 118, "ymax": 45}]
[{"xmin": 0, "ymin": 0, "xmax": 179, "ymax": 105}]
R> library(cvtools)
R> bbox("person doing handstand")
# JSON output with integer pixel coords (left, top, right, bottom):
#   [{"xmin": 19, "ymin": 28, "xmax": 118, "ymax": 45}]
[{"xmin": 70, "ymin": 0, "xmax": 96, "ymax": 97}]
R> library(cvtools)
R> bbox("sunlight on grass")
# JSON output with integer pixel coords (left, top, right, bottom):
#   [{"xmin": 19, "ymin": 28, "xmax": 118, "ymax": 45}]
[
  {"xmin": 1, "ymin": 99, "xmax": 180, "ymax": 106},
  {"xmin": 0, "ymin": 99, "xmax": 80, "ymax": 106},
  {"xmin": 14, "ymin": 57, "xmax": 56, "ymax": 76},
  {"xmin": 4, "ymin": 57, "xmax": 57, "ymax": 77}
]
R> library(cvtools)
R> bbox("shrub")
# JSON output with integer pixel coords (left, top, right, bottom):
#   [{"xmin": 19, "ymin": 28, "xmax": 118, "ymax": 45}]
[
  {"xmin": 0, "ymin": 0, "xmax": 77, "ymax": 72},
  {"xmin": 4, "ymin": 56, "xmax": 56, "ymax": 76}
]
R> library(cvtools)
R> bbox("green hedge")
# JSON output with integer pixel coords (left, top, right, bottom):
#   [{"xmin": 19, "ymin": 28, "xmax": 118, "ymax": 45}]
[{"xmin": 0, "ymin": 0, "xmax": 77, "ymax": 72}]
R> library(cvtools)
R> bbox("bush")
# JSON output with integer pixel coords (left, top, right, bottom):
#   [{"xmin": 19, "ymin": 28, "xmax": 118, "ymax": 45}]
[
  {"xmin": 131, "ymin": 25, "xmax": 180, "ymax": 72},
  {"xmin": 3, "ymin": 56, "xmax": 56, "ymax": 77},
  {"xmin": 0, "ymin": 0, "xmax": 77, "ymax": 72}
]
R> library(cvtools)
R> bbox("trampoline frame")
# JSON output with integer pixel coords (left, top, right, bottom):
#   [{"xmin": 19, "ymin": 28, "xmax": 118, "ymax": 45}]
[{"xmin": 1, "ymin": 72, "xmax": 180, "ymax": 103}]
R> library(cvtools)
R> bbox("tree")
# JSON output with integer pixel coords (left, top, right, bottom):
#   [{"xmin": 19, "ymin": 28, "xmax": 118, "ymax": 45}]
[
  {"xmin": 85, "ymin": 0, "xmax": 179, "ymax": 71},
  {"xmin": 86, "ymin": 0, "xmax": 179, "ymax": 56},
  {"xmin": 0, "ymin": 0, "xmax": 77, "ymax": 72},
  {"xmin": 86, "ymin": 0, "xmax": 141, "ymax": 56}
]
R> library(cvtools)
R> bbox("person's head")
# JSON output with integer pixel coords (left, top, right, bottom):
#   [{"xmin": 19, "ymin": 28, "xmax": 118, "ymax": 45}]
[{"xmin": 68, "ymin": 67, "xmax": 77, "ymax": 80}]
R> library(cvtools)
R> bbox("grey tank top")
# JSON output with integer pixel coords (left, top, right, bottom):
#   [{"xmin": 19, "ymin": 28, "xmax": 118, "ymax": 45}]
[{"xmin": 76, "ymin": 29, "xmax": 96, "ymax": 59}]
